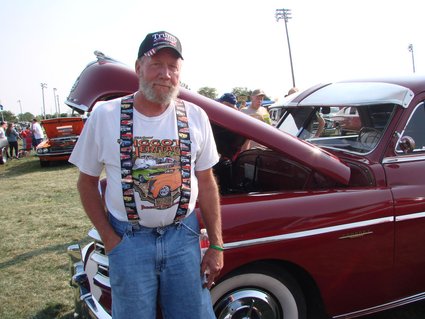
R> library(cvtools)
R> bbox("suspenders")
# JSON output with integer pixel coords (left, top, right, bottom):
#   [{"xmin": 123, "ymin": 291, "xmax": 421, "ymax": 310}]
[{"xmin": 119, "ymin": 95, "xmax": 191, "ymax": 225}]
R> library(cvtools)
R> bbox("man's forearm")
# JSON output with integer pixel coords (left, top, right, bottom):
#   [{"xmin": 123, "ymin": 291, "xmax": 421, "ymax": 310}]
[
  {"xmin": 196, "ymin": 170, "xmax": 223, "ymax": 246},
  {"xmin": 77, "ymin": 172, "xmax": 118, "ymax": 249}
]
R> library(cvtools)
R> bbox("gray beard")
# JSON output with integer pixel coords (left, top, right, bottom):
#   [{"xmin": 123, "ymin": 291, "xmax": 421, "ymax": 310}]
[{"xmin": 139, "ymin": 78, "xmax": 179, "ymax": 105}]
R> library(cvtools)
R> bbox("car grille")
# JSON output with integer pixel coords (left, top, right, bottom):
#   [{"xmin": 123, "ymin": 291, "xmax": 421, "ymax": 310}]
[{"xmin": 88, "ymin": 230, "xmax": 111, "ymax": 290}]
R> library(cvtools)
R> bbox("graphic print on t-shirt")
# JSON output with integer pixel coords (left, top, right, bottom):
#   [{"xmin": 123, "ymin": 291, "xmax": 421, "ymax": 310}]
[{"xmin": 131, "ymin": 137, "xmax": 182, "ymax": 210}]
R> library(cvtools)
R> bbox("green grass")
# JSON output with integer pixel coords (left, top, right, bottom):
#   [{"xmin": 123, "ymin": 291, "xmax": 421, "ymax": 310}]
[
  {"xmin": 0, "ymin": 155, "xmax": 91, "ymax": 319},
  {"xmin": 1, "ymin": 154, "xmax": 425, "ymax": 319}
]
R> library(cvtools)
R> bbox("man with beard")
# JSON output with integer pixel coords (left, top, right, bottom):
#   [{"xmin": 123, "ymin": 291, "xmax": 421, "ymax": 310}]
[{"xmin": 69, "ymin": 31, "xmax": 223, "ymax": 319}]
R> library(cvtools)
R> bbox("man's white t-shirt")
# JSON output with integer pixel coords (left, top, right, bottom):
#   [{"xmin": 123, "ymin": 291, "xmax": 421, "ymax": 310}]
[
  {"xmin": 69, "ymin": 96, "xmax": 219, "ymax": 227},
  {"xmin": 32, "ymin": 122, "xmax": 44, "ymax": 139}
]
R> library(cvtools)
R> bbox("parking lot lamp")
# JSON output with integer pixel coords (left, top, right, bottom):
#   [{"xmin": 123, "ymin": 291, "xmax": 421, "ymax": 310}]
[
  {"xmin": 275, "ymin": 8, "xmax": 296, "ymax": 87},
  {"xmin": 17, "ymin": 100, "xmax": 22, "ymax": 121},
  {"xmin": 56, "ymin": 92, "xmax": 61, "ymax": 117},
  {"xmin": 40, "ymin": 83, "xmax": 47, "ymax": 119},
  {"xmin": 53, "ymin": 88, "xmax": 58, "ymax": 117}
]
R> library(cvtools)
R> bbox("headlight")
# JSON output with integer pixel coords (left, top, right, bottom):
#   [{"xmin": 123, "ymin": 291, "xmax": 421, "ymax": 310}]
[{"xmin": 37, "ymin": 148, "xmax": 49, "ymax": 154}]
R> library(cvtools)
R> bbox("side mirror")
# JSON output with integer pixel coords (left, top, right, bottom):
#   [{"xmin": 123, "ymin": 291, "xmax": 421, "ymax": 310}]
[{"xmin": 399, "ymin": 136, "xmax": 416, "ymax": 154}]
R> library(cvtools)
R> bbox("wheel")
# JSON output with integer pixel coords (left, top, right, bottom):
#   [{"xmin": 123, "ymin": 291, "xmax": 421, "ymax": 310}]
[
  {"xmin": 211, "ymin": 268, "xmax": 306, "ymax": 319},
  {"xmin": 158, "ymin": 185, "xmax": 171, "ymax": 197}
]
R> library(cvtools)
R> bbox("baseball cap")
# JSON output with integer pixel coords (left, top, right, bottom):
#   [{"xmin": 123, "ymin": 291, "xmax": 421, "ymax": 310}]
[
  {"xmin": 138, "ymin": 31, "xmax": 183, "ymax": 59},
  {"xmin": 218, "ymin": 93, "xmax": 237, "ymax": 105},
  {"xmin": 251, "ymin": 89, "xmax": 265, "ymax": 96}
]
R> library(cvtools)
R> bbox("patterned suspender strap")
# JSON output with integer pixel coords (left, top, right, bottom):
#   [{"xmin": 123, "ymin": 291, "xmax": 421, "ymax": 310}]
[
  {"xmin": 119, "ymin": 96, "xmax": 192, "ymax": 225},
  {"xmin": 119, "ymin": 95, "xmax": 139, "ymax": 225},
  {"xmin": 174, "ymin": 99, "xmax": 191, "ymax": 223}
]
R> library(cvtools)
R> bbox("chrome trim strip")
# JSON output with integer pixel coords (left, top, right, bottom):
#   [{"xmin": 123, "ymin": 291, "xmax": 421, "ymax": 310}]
[
  {"xmin": 332, "ymin": 292, "xmax": 425, "ymax": 318},
  {"xmin": 88, "ymin": 228, "xmax": 102, "ymax": 241},
  {"xmin": 224, "ymin": 217, "xmax": 394, "ymax": 250},
  {"xmin": 94, "ymin": 273, "xmax": 110, "ymax": 287},
  {"xmin": 84, "ymin": 294, "xmax": 111, "ymax": 319},
  {"xmin": 396, "ymin": 211, "xmax": 425, "ymax": 222},
  {"xmin": 383, "ymin": 155, "xmax": 425, "ymax": 164},
  {"xmin": 36, "ymin": 152, "xmax": 72, "ymax": 157},
  {"xmin": 64, "ymin": 100, "xmax": 89, "ymax": 113},
  {"xmin": 91, "ymin": 251, "xmax": 109, "ymax": 267}
]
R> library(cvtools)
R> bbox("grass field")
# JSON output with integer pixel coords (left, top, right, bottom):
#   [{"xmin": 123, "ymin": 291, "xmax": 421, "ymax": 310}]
[
  {"xmin": 0, "ymin": 155, "xmax": 91, "ymax": 319},
  {"xmin": 1, "ymin": 155, "xmax": 425, "ymax": 319}
]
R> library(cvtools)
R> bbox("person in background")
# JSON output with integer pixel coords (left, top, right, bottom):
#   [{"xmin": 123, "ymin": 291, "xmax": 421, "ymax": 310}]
[
  {"xmin": 5, "ymin": 122, "xmax": 20, "ymax": 159},
  {"xmin": 218, "ymin": 93, "xmax": 238, "ymax": 110},
  {"xmin": 239, "ymin": 99, "xmax": 247, "ymax": 110},
  {"xmin": 0, "ymin": 121, "xmax": 9, "ymax": 162},
  {"xmin": 69, "ymin": 30, "xmax": 223, "ymax": 319},
  {"xmin": 241, "ymin": 89, "xmax": 272, "ymax": 124},
  {"xmin": 20, "ymin": 125, "xmax": 33, "ymax": 152},
  {"xmin": 240, "ymin": 89, "xmax": 271, "ymax": 150},
  {"xmin": 0, "ymin": 121, "xmax": 7, "ymax": 140},
  {"xmin": 31, "ymin": 118, "xmax": 44, "ymax": 149}
]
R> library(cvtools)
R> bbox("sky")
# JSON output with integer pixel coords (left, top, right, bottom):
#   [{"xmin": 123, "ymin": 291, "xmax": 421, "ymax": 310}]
[{"xmin": 0, "ymin": 0, "xmax": 423, "ymax": 117}]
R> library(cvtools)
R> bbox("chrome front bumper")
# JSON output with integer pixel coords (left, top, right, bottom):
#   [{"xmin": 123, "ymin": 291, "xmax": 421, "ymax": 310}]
[{"xmin": 67, "ymin": 244, "xmax": 111, "ymax": 319}]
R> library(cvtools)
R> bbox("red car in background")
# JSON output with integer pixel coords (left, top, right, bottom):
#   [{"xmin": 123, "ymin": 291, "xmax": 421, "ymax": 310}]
[
  {"xmin": 36, "ymin": 117, "xmax": 83, "ymax": 167},
  {"xmin": 66, "ymin": 52, "xmax": 425, "ymax": 319}
]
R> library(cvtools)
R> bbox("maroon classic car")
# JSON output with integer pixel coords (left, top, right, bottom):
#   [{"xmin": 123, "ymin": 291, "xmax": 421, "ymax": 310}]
[{"xmin": 66, "ymin": 52, "xmax": 425, "ymax": 319}]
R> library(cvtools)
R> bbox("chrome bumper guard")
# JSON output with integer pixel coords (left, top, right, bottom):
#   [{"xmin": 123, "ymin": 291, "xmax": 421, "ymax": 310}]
[{"xmin": 67, "ymin": 244, "xmax": 111, "ymax": 319}]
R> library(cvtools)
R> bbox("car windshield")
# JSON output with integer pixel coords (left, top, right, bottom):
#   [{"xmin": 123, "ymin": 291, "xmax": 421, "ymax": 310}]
[{"xmin": 276, "ymin": 103, "xmax": 397, "ymax": 154}]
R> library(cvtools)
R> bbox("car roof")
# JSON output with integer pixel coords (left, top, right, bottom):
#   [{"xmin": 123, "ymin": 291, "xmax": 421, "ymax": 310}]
[{"xmin": 283, "ymin": 81, "xmax": 415, "ymax": 108}]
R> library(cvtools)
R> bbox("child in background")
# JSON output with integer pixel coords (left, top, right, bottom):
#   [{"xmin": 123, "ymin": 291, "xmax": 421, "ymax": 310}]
[{"xmin": 20, "ymin": 125, "xmax": 33, "ymax": 152}]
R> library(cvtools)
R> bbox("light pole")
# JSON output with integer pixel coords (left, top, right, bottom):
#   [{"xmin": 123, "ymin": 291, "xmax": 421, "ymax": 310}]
[
  {"xmin": 17, "ymin": 100, "xmax": 23, "ymax": 121},
  {"xmin": 408, "ymin": 44, "xmax": 416, "ymax": 73},
  {"xmin": 56, "ymin": 93, "xmax": 61, "ymax": 117},
  {"xmin": 276, "ymin": 8, "xmax": 296, "ymax": 88},
  {"xmin": 53, "ymin": 88, "xmax": 58, "ymax": 117},
  {"xmin": 41, "ymin": 83, "xmax": 47, "ymax": 119}
]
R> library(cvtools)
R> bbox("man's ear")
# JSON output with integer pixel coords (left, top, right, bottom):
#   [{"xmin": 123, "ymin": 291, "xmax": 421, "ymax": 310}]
[{"xmin": 135, "ymin": 59, "xmax": 141, "ymax": 76}]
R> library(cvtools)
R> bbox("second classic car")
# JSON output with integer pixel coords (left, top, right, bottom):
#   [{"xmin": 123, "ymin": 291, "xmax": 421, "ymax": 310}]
[
  {"xmin": 66, "ymin": 52, "xmax": 425, "ymax": 319},
  {"xmin": 36, "ymin": 117, "xmax": 83, "ymax": 167}
]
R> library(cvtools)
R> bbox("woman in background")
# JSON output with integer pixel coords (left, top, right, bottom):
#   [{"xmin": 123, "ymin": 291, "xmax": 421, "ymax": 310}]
[{"xmin": 6, "ymin": 122, "xmax": 20, "ymax": 159}]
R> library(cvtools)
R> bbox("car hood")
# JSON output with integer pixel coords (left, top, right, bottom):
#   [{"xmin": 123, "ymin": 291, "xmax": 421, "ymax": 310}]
[
  {"xmin": 65, "ymin": 52, "xmax": 350, "ymax": 184},
  {"xmin": 41, "ymin": 117, "xmax": 84, "ymax": 139}
]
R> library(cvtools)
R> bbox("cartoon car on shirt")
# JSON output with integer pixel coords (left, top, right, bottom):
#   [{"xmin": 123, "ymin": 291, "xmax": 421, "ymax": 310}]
[
  {"xmin": 148, "ymin": 168, "xmax": 181, "ymax": 199},
  {"xmin": 66, "ymin": 51, "xmax": 425, "ymax": 319}
]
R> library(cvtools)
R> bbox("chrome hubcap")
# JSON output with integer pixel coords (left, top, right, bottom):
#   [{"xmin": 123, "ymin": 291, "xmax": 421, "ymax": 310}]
[{"xmin": 214, "ymin": 288, "xmax": 281, "ymax": 319}]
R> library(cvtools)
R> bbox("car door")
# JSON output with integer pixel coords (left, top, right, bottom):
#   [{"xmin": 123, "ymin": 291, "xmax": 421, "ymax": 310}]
[{"xmin": 383, "ymin": 100, "xmax": 425, "ymax": 297}]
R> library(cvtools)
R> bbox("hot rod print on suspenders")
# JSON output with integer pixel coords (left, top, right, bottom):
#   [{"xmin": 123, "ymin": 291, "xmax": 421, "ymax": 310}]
[{"xmin": 118, "ymin": 95, "xmax": 191, "ymax": 226}]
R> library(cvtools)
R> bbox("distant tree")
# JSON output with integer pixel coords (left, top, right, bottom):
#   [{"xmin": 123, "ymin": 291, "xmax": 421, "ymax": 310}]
[
  {"xmin": 1, "ymin": 110, "xmax": 17, "ymax": 122},
  {"xmin": 232, "ymin": 87, "xmax": 250, "ymax": 102},
  {"xmin": 197, "ymin": 87, "xmax": 218, "ymax": 99},
  {"xmin": 20, "ymin": 112, "xmax": 35, "ymax": 122}
]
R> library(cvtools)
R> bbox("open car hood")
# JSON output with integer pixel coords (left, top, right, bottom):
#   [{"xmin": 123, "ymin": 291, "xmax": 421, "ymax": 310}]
[
  {"xmin": 65, "ymin": 52, "xmax": 350, "ymax": 184},
  {"xmin": 41, "ymin": 117, "xmax": 84, "ymax": 139}
]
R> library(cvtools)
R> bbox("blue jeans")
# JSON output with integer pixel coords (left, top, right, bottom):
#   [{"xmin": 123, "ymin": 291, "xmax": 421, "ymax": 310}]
[{"xmin": 108, "ymin": 212, "xmax": 216, "ymax": 319}]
